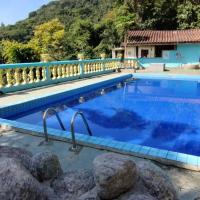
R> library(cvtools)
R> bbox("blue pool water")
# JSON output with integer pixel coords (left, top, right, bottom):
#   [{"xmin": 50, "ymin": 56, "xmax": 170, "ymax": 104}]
[{"xmin": 10, "ymin": 78, "xmax": 200, "ymax": 156}]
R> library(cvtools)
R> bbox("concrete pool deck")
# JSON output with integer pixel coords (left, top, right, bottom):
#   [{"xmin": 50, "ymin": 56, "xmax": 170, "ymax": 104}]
[
  {"xmin": 0, "ymin": 72, "xmax": 130, "ymax": 107},
  {"xmin": 0, "ymin": 127, "xmax": 200, "ymax": 200}
]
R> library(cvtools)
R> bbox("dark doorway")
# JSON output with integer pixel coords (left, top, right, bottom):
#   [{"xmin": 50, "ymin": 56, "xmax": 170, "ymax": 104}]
[
  {"xmin": 141, "ymin": 49, "xmax": 149, "ymax": 58},
  {"xmin": 155, "ymin": 45, "xmax": 176, "ymax": 57}
]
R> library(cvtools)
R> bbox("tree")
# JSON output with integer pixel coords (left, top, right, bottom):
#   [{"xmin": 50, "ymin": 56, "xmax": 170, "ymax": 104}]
[
  {"xmin": 29, "ymin": 19, "xmax": 65, "ymax": 60},
  {"xmin": 66, "ymin": 19, "xmax": 96, "ymax": 58},
  {"xmin": 177, "ymin": 0, "xmax": 200, "ymax": 29},
  {"xmin": 1, "ymin": 40, "xmax": 40, "ymax": 63}
]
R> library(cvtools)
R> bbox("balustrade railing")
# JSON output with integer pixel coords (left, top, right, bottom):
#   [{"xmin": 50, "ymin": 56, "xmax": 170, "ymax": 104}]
[{"xmin": 0, "ymin": 58, "xmax": 133, "ymax": 93}]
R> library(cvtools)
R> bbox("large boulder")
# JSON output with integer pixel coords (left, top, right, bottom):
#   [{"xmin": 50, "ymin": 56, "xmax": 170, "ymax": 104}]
[
  {"xmin": 93, "ymin": 153, "xmax": 138, "ymax": 200},
  {"xmin": 0, "ymin": 146, "xmax": 33, "ymax": 170},
  {"xmin": 0, "ymin": 158, "xmax": 53, "ymax": 200},
  {"xmin": 137, "ymin": 161, "xmax": 177, "ymax": 200},
  {"xmin": 51, "ymin": 169, "xmax": 95, "ymax": 200},
  {"xmin": 31, "ymin": 152, "xmax": 63, "ymax": 182}
]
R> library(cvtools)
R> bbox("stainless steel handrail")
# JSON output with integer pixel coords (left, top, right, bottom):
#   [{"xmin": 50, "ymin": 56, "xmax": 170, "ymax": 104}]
[
  {"xmin": 43, "ymin": 108, "xmax": 66, "ymax": 142},
  {"xmin": 70, "ymin": 111, "xmax": 92, "ymax": 151}
]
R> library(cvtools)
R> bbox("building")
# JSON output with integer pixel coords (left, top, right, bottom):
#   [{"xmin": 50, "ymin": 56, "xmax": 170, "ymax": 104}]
[{"xmin": 112, "ymin": 29, "xmax": 200, "ymax": 67}]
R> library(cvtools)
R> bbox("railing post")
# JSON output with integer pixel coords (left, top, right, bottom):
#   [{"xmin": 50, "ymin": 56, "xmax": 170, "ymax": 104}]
[
  {"xmin": 80, "ymin": 62, "xmax": 84, "ymax": 78},
  {"xmin": 46, "ymin": 64, "xmax": 51, "ymax": 82}
]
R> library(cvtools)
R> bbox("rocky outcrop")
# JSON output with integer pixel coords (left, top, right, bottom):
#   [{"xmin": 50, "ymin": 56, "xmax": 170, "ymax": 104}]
[
  {"xmin": 31, "ymin": 152, "xmax": 63, "ymax": 181},
  {"xmin": 0, "ymin": 145, "xmax": 33, "ymax": 170},
  {"xmin": 51, "ymin": 169, "xmax": 95, "ymax": 200},
  {"xmin": 93, "ymin": 153, "xmax": 138, "ymax": 200},
  {"xmin": 137, "ymin": 161, "xmax": 177, "ymax": 200},
  {"xmin": 0, "ymin": 158, "xmax": 53, "ymax": 200}
]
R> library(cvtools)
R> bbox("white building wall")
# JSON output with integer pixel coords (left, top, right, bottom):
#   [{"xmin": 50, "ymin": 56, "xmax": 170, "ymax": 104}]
[
  {"xmin": 125, "ymin": 46, "xmax": 155, "ymax": 58},
  {"xmin": 138, "ymin": 46, "xmax": 155, "ymax": 58},
  {"xmin": 126, "ymin": 47, "xmax": 137, "ymax": 58}
]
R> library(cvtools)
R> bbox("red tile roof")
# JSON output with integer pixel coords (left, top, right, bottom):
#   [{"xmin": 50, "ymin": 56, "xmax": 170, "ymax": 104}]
[{"xmin": 126, "ymin": 29, "xmax": 200, "ymax": 45}]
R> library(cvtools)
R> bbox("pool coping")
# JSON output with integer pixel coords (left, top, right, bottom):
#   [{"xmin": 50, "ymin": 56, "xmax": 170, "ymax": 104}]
[
  {"xmin": 1, "ymin": 118, "xmax": 199, "ymax": 171},
  {"xmin": 133, "ymin": 73, "xmax": 200, "ymax": 81},
  {"xmin": 1, "ymin": 72, "xmax": 200, "ymax": 171}
]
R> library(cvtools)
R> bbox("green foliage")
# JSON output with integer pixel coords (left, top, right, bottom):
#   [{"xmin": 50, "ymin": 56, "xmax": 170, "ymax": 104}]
[
  {"xmin": 0, "ymin": 0, "xmax": 200, "ymax": 63},
  {"xmin": 1, "ymin": 40, "xmax": 40, "ymax": 63},
  {"xmin": 29, "ymin": 19, "xmax": 65, "ymax": 60},
  {"xmin": 0, "ymin": 42, "xmax": 4, "ymax": 64},
  {"xmin": 177, "ymin": 0, "xmax": 200, "ymax": 29}
]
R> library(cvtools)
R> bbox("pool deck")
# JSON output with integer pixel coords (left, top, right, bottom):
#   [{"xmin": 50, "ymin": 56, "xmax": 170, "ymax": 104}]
[
  {"xmin": 0, "ymin": 127, "xmax": 200, "ymax": 200},
  {"xmin": 0, "ymin": 72, "xmax": 130, "ymax": 107}
]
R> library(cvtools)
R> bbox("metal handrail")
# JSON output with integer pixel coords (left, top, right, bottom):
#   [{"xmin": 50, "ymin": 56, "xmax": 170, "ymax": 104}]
[
  {"xmin": 70, "ymin": 111, "xmax": 92, "ymax": 151},
  {"xmin": 43, "ymin": 108, "xmax": 66, "ymax": 142}
]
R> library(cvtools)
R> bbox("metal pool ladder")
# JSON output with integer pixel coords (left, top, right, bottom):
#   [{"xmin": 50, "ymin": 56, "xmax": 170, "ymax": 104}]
[
  {"xmin": 42, "ymin": 108, "xmax": 92, "ymax": 153},
  {"xmin": 70, "ymin": 111, "xmax": 92, "ymax": 152},
  {"xmin": 43, "ymin": 108, "xmax": 66, "ymax": 142}
]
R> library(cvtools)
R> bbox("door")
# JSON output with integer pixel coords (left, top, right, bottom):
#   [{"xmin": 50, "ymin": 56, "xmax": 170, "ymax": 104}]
[{"xmin": 141, "ymin": 49, "xmax": 149, "ymax": 58}]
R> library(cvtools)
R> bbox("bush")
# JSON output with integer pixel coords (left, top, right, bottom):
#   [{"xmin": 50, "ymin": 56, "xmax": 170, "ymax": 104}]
[{"xmin": 1, "ymin": 40, "xmax": 40, "ymax": 63}]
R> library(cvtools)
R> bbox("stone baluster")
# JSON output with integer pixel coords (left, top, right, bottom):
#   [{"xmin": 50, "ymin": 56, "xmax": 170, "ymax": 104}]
[
  {"xmin": 57, "ymin": 66, "xmax": 62, "ymax": 79},
  {"xmin": 36, "ymin": 67, "xmax": 40, "ymax": 82},
  {"xmin": 90, "ymin": 63, "xmax": 93, "ymax": 73},
  {"xmin": 14, "ymin": 68, "xmax": 20, "ymax": 86},
  {"xmin": 0, "ymin": 69, "xmax": 3, "ymax": 88},
  {"xmin": 22, "ymin": 68, "xmax": 27, "ymax": 84},
  {"xmin": 6, "ymin": 69, "xmax": 12, "ymax": 87},
  {"xmin": 29, "ymin": 67, "xmax": 34, "ymax": 83},
  {"xmin": 42, "ymin": 67, "xmax": 46, "ymax": 81},
  {"xmin": 77, "ymin": 64, "xmax": 80, "ymax": 75},
  {"xmin": 72, "ymin": 65, "xmax": 76, "ymax": 76},
  {"xmin": 85, "ymin": 64, "xmax": 88, "ymax": 74},
  {"xmin": 62, "ymin": 65, "xmax": 66, "ymax": 78},
  {"xmin": 70, "ymin": 65, "xmax": 73, "ymax": 76},
  {"xmin": 52, "ymin": 66, "xmax": 57, "ymax": 79},
  {"xmin": 66, "ymin": 65, "xmax": 70, "ymax": 77}
]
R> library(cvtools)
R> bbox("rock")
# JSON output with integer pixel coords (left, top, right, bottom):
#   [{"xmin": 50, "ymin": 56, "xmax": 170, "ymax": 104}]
[
  {"xmin": 0, "ymin": 146, "xmax": 33, "ymax": 170},
  {"xmin": 51, "ymin": 169, "xmax": 95, "ymax": 200},
  {"xmin": 31, "ymin": 152, "xmax": 63, "ymax": 181},
  {"xmin": 137, "ymin": 161, "xmax": 177, "ymax": 200},
  {"xmin": 93, "ymin": 153, "xmax": 138, "ymax": 200},
  {"xmin": 78, "ymin": 187, "xmax": 100, "ymax": 200},
  {"xmin": 0, "ymin": 158, "xmax": 52, "ymax": 200}
]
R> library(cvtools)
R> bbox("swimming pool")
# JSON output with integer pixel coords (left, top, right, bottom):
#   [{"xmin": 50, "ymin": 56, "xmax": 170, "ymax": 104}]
[{"xmin": 7, "ymin": 76, "xmax": 200, "ymax": 157}]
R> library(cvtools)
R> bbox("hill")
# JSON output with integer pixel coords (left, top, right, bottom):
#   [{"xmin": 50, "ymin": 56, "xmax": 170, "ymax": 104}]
[{"xmin": 0, "ymin": 0, "xmax": 199, "ymax": 62}]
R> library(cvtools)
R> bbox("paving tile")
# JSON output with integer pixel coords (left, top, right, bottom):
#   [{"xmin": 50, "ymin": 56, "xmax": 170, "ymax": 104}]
[
  {"xmin": 148, "ymin": 147, "xmax": 159, "ymax": 157},
  {"xmin": 157, "ymin": 149, "xmax": 168, "ymax": 159},
  {"xmin": 187, "ymin": 155, "xmax": 198, "ymax": 166},
  {"xmin": 177, "ymin": 153, "xmax": 188, "ymax": 163},
  {"xmin": 166, "ymin": 151, "xmax": 178, "ymax": 161}
]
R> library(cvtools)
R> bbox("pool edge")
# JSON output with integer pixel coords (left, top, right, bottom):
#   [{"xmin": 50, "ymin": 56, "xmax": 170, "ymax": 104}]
[{"xmin": 0, "ymin": 118, "xmax": 200, "ymax": 172}]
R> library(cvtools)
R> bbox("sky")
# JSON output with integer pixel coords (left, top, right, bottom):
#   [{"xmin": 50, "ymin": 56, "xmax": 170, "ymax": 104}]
[{"xmin": 0, "ymin": 0, "xmax": 52, "ymax": 25}]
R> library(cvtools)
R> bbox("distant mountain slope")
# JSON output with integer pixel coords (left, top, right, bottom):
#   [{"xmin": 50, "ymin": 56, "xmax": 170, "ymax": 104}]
[{"xmin": 0, "ymin": 0, "xmax": 116, "ymax": 42}]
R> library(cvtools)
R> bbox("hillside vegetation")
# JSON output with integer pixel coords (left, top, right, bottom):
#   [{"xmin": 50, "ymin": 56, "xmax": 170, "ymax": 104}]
[{"xmin": 0, "ymin": 0, "xmax": 200, "ymax": 63}]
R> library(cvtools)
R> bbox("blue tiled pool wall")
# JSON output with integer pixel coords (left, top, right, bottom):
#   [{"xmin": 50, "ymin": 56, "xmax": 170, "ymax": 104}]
[
  {"xmin": 0, "ymin": 74, "xmax": 132, "ymax": 119},
  {"xmin": 140, "ymin": 43, "xmax": 200, "ymax": 68}
]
